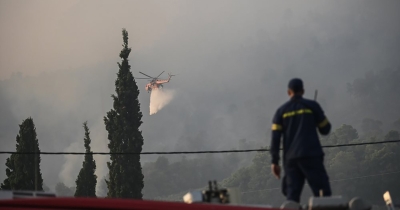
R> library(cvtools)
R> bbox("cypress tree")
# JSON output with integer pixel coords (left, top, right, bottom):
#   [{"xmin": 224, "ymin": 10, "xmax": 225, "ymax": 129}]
[
  {"xmin": 1, "ymin": 117, "xmax": 43, "ymax": 191},
  {"xmin": 74, "ymin": 121, "xmax": 97, "ymax": 197},
  {"xmin": 104, "ymin": 28, "xmax": 144, "ymax": 198}
]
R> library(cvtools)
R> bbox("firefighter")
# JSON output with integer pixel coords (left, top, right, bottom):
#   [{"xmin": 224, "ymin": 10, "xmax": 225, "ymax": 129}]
[{"xmin": 270, "ymin": 78, "xmax": 332, "ymax": 203}]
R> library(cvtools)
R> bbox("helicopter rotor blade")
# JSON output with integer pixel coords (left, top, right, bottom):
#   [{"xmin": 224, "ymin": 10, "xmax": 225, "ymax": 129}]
[
  {"xmin": 136, "ymin": 78, "xmax": 153, "ymax": 79},
  {"xmin": 155, "ymin": 71, "xmax": 165, "ymax": 79},
  {"xmin": 139, "ymin": 71, "xmax": 154, "ymax": 78}
]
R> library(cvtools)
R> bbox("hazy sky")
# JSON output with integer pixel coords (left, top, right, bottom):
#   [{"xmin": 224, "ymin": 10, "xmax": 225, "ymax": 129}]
[
  {"xmin": 1, "ymin": 0, "xmax": 399, "ymax": 195},
  {"xmin": 2, "ymin": 0, "xmax": 399, "ymax": 80},
  {"xmin": 0, "ymin": 0, "xmax": 181, "ymax": 79}
]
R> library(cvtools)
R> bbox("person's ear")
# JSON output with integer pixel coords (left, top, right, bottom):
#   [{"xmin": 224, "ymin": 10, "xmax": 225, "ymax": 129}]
[{"xmin": 288, "ymin": 89, "xmax": 294, "ymax": 97}]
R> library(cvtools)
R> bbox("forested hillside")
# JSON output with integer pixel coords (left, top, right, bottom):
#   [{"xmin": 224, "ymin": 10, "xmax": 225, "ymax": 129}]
[
  {"xmin": 140, "ymin": 68, "xmax": 400, "ymax": 205},
  {"xmin": 140, "ymin": 121, "xmax": 400, "ymax": 205},
  {"xmin": 223, "ymin": 125, "xmax": 400, "ymax": 206}
]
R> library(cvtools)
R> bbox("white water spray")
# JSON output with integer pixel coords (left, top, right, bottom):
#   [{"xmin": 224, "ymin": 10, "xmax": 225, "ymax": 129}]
[{"xmin": 149, "ymin": 88, "xmax": 175, "ymax": 115}]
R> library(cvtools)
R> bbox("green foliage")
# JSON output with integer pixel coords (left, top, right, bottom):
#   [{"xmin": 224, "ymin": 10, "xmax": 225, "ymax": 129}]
[
  {"xmin": 142, "ymin": 138, "xmax": 255, "ymax": 200},
  {"xmin": 328, "ymin": 151, "xmax": 358, "ymax": 179},
  {"xmin": 143, "ymin": 154, "xmax": 240, "ymax": 199},
  {"xmin": 384, "ymin": 130, "xmax": 399, "ymax": 141},
  {"xmin": 104, "ymin": 28, "xmax": 144, "ymax": 199},
  {"xmin": 218, "ymin": 123, "xmax": 400, "ymax": 205},
  {"xmin": 55, "ymin": 182, "xmax": 75, "ymax": 197},
  {"xmin": 332, "ymin": 124, "xmax": 359, "ymax": 144},
  {"xmin": 221, "ymin": 151, "xmax": 286, "ymax": 205},
  {"xmin": 1, "ymin": 117, "xmax": 43, "ymax": 191},
  {"xmin": 74, "ymin": 121, "xmax": 97, "ymax": 197}
]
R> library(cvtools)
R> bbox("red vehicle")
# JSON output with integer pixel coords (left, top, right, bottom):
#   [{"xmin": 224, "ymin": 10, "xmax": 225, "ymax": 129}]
[{"xmin": 0, "ymin": 192, "xmax": 274, "ymax": 210}]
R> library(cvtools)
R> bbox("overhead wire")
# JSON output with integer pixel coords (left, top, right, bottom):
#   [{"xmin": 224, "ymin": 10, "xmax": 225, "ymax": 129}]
[
  {"xmin": 0, "ymin": 140, "xmax": 399, "ymax": 155},
  {"xmin": 1, "ymin": 139, "xmax": 398, "ymax": 196}
]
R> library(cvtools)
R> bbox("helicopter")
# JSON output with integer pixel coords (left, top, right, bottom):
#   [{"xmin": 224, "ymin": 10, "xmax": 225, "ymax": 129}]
[{"xmin": 136, "ymin": 71, "xmax": 175, "ymax": 93}]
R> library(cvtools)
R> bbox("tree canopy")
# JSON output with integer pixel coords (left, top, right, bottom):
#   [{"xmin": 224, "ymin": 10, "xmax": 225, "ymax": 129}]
[
  {"xmin": 139, "ymin": 122, "xmax": 400, "ymax": 205},
  {"xmin": 1, "ymin": 117, "xmax": 43, "ymax": 191},
  {"xmin": 104, "ymin": 28, "xmax": 144, "ymax": 199},
  {"xmin": 74, "ymin": 121, "xmax": 97, "ymax": 197},
  {"xmin": 221, "ymin": 124, "xmax": 400, "ymax": 205}
]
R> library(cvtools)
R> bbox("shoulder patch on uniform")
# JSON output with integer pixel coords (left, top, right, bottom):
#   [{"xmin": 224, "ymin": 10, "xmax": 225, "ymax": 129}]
[{"xmin": 271, "ymin": 124, "xmax": 282, "ymax": 131}]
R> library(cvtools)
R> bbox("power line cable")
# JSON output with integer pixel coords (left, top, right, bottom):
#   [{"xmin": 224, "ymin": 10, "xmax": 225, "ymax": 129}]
[
  {"xmin": 0, "ymin": 140, "xmax": 399, "ymax": 155},
  {"xmin": 241, "ymin": 170, "xmax": 400, "ymax": 194}
]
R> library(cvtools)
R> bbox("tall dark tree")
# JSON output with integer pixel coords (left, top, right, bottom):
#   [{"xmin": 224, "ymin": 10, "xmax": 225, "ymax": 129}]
[
  {"xmin": 104, "ymin": 28, "xmax": 144, "ymax": 199},
  {"xmin": 74, "ymin": 121, "xmax": 97, "ymax": 197},
  {"xmin": 1, "ymin": 117, "xmax": 43, "ymax": 190}
]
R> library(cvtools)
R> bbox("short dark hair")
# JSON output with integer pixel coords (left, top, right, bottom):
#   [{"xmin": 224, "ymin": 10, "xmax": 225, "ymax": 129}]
[{"xmin": 288, "ymin": 78, "xmax": 304, "ymax": 93}]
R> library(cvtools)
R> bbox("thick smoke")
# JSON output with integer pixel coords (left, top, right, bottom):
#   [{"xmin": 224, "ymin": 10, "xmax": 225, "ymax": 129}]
[
  {"xmin": 0, "ymin": 0, "xmax": 399, "ymax": 194},
  {"xmin": 59, "ymin": 142, "xmax": 82, "ymax": 187},
  {"xmin": 58, "ymin": 119, "xmax": 109, "ymax": 193},
  {"xmin": 149, "ymin": 88, "xmax": 176, "ymax": 115}
]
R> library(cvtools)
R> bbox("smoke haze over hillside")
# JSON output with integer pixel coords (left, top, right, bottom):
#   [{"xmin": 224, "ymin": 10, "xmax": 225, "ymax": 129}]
[{"xmin": 0, "ymin": 0, "xmax": 400, "ymax": 195}]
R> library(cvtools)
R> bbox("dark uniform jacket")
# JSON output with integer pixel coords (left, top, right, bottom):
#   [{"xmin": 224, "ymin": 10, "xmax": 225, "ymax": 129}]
[{"xmin": 270, "ymin": 95, "xmax": 331, "ymax": 165}]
